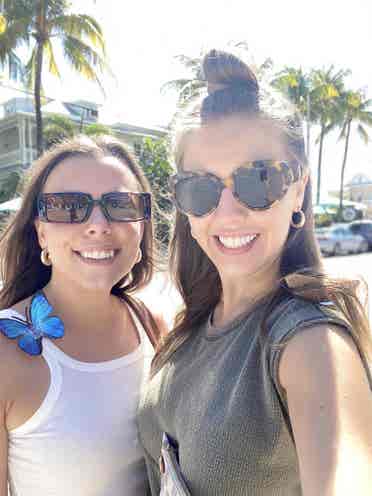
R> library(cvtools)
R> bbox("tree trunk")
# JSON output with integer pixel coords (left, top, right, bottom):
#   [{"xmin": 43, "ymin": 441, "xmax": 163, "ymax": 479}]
[
  {"xmin": 339, "ymin": 119, "xmax": 352, "ymax": 214},
  {"xmin": 316, "ymin": 123, "xmax": 325, "ymax": 205},
  {"xmin": 35, "ymin": 40, "xmax": 44, "ymax": 157},
  {"xmin": 35, "ymin": 1, "xmax": 47, "ymax": 157}
]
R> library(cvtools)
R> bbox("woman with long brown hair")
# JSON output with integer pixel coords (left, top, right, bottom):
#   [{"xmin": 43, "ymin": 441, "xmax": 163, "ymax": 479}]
[
  {"xmin": 138, "ymin": 50, "xmax": 372, "ymax": 495},
  {"xmin": 0, "ymin": 135, "xmax": 163, "ymax": 495}
]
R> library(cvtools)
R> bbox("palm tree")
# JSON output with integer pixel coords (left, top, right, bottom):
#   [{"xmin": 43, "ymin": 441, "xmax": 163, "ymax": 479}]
[
  {"xmin": 162, "ymin": 44, "xmax": 273, "ymax": 108},
  {"xmin": 0, "ymin": 0, "xmax": 107, "ymax": 156},
  {"xmin": 337, "ymin": 90, "xmax": 372, "ymax": 214},
  {"xmin": 161, "ymin": 53, "xmax": 205, "ymax": 107},
  {"xmin": 271, "ymin": 67, "xmax": 313, "ymax": 156},
  {"xmin": 309, "ymin": 66, "xmax": 349, "ymax": 204}
]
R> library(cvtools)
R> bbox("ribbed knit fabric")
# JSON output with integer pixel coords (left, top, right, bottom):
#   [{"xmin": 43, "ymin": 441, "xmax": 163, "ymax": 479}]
[
  {"xmin": 2, "ymin": 306, "xmax": 153, "ymax": 496},
  {"xmin": 138, "ymin": 296, "xmax": 372, "ymax": 495}
]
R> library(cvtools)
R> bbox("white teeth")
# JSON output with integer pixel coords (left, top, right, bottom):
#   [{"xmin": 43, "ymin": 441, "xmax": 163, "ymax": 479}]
[
  {"xmin": 79, "ymin": 250, "xmax": 115, "ymax": 260},
  {"xmin": 218, "ymin": 234, "xmax": 257, "ymax": 249}
]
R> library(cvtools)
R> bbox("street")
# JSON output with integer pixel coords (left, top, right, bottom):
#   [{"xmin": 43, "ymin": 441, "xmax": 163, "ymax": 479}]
[
  {"xmin": 323, "ymin": 251, "xmax": 372, "ymax": 316},
  {"xmin": 138, "ymin": 252, "xmax": 372, "ymax": 326}
]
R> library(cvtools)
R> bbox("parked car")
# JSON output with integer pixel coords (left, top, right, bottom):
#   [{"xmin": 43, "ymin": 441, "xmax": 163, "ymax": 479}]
[
  {"xmin": 349, "ymin": 220, "xmax": 372, "ymax": 249},
  {"xmin": 316, "ymin": 224, "xmax": 369, "ymax": 256}
]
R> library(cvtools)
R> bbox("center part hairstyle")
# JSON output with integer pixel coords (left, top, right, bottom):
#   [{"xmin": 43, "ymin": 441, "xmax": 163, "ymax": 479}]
[
  {"xmin": 0, "ymin": 135, "xmax": 157, "ymax": 309},
  {"xmin": 151, "ymin": 48, "xmax": 372, "ymax": 374}
]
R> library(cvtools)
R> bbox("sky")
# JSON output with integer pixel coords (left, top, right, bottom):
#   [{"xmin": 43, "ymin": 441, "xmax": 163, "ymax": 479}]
[{"xmin": 3, "ymin": 0, "xmax": 372, "ymax": 197}]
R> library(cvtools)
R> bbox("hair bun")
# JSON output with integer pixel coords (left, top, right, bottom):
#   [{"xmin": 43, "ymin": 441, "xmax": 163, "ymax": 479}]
[
  {"xmin": 200, "ymin": 49, "xmax": 260, "ymax": 120},
  {"xmin": 202, "ymin": 49, "xmax": 259, "ymax": 96}
]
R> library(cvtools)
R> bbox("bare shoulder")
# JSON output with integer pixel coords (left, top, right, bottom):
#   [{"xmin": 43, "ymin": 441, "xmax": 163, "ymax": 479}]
[
  {"xmin": 0, "ymin": 300, "xmax": 39, "ymax": 403},
  {"xmin": 0, "ymin": 337, "xmax": 25, "ymax": 400},
  {"xmin": 279, "ymin": 323, "xmax": 371, "ymax": 396},
  {"xmin": 278, "ymin": 324, "xmax": 372, "ymax": 492}
]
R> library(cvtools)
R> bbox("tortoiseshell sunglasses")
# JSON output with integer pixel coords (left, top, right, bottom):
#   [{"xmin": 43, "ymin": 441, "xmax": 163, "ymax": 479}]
[{"xmin": 170, "ymin": 159, "xmax": 302, "ymax": 217}]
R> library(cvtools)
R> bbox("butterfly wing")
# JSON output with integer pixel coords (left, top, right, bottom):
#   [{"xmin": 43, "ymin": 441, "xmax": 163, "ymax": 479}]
[
  {"xmin": 40, "ymin": 316, "xmax": 64, "ymax": 339},
  {"xmin": 0, "ymin": 318, "xmax": 28, "ymax": 338},
  {"xmin": 0, "ymin": 318, "xmax": 42, "ymax": 355},
  {"xmin": 30, "ymin": 292, "xmax": 53, "ymax": 329},
  {"xmin": 18, "ymin": 334, "xmax": 42, "ymax": 355},
  {"xmin": 30, "ymin": 292, "xmax": 65, "ymax": 340}
]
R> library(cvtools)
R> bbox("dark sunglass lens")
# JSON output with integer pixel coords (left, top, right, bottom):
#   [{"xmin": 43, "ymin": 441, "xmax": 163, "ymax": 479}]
[
  {"xmin": 235, "ymin": 163, "xmax": 287, "ymax": 209},
  {"xmin": 104, "ymin": 193, "xmax": 145, "ymax": 221},
  {"xmin": 45, "ymin": 194, "xmax": 89, "ymax": 222},
  {"xmin": 175, "ymin": 176, "xmax": 220, "ymax": 216}
]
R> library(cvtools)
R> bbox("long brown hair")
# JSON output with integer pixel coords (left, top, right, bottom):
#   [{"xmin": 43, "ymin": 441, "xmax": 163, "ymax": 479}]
[
  {"xmin": 152, "ymin": 49, "xmax": 372, "ymax": 374},
  {"xmin": 0, "ymin": 135, "xmax": 158, "ymax": 313}
]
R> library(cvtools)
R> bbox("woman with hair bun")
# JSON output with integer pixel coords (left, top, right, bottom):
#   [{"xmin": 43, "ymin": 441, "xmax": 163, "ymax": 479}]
[{"xmin": 138, "ymin": 49, "xmax": 372, "ymax": 495}]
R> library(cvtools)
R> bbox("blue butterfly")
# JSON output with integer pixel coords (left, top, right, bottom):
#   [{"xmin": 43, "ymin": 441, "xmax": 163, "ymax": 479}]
[{"xmin": 0, "ymin": 292, "xmax": 64, "ymax": 355}]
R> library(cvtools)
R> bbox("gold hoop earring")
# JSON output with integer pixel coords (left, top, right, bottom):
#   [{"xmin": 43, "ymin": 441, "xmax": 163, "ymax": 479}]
[
  {"xmin": 40, "ymin": 248, "xmax": 52, "ymax": 266},
  {"xmin": 135, "ymin": 248, "xmax": 142, "ymax": 265},
  {"xmin": 291, "ymin": 209, "xmax": 306, "ymax": 229}
]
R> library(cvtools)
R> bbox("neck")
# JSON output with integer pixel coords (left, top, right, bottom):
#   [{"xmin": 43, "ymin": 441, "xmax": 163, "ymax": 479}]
[
  {"xmin": 43, "ymin": 278, "xmax": 121, "ymax": 336},
  {"xmin": 213, "ymin": 260, "xmax": 280, "ymax": 328}
]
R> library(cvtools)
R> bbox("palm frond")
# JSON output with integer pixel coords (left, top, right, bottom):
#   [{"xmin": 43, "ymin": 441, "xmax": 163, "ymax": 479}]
[
  {"xmin": 338, "ymin": 119, "xmax": 349, "ymax": 141},
  {"xmin": 24, "ymin": 46, "xmax": 36, "ymax": 90},
  {"xmin": 0, "ymin": 16, "xmax": 31, "ymax": 62},
  {"xmin": 62, "ymin": 35, "xmax": 105, "ymax": 93},
  {"xmin": 43, "ymin": 38, "xmax": 60, "ymax": 78},
  {"xmin": 52, "ymin": 14, "xmax": 105, "ymax": 54},
  {"xmin": 160, "ymin": 78, "xmax": 199, "ymax": 95},
  {"xmin": 357, "ymin": 124, "xmax": 369, "ymax": 144},
  {"xmin": 0, "ymin": 14, "xmax": 6, "ymax": 34}
]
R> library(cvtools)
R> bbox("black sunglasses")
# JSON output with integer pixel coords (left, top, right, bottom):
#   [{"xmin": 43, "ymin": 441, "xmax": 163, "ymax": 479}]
[
  {"xmin": 170, "ymin": 160, "xmax": 302, "ymax": 217},
  {"xmin": 37, "ymin": 191, "xmax": 151, "ymax": 223}
]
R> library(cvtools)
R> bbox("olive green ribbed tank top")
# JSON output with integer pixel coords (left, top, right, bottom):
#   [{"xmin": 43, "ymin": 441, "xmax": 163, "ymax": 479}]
[{"xmin": 137, "ymin": 296, "xmax": 372, "ymax": 495}]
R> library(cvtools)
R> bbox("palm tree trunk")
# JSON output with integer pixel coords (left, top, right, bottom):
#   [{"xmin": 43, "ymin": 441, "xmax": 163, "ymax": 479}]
[
  {"xmin": 35, "ymin": 1, "xmax": 47, "ymax": 157},
  {"xmin": 35, "ymin": 40, "xmax": 44, "ymax": 157},
  {"xmin": 316, "ymin": 123, "xmax": 325, "ymax": 205},
  {"xmin": 339, "ymin": 119, "xmax": 352, "ymax": 214}
]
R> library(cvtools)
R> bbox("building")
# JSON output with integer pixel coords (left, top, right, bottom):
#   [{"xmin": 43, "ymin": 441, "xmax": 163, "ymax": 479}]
[
  {"xmin": 0, "ymin": 55, "xmax": 35, "ymax": 183},
  {"xmin": 0, "ymin": 52, "xmax": 25, "ymax": 86},
  {"xmin": 344, "ymin": 173, "xmax": 372, "ymax": 217},
  {"xmin": 0, "ymin": 95, "xmax": 167, "ymax": 188}
]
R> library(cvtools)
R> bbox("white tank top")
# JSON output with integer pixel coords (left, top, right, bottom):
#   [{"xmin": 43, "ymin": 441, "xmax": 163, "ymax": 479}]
[{"xmin": 0, "ymin": 306, "xmax": 153, "ymax": 496}]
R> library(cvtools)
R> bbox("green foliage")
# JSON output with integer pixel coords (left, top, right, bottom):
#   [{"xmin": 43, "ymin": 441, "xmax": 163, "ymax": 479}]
[
  {"xmin": 134, "ymin": 137, "xmax": 173, "ymax": 245},
  {"xmin": 0, "ymin": 0, "xmax": 108, "ymax": 155},
  {"xmin": 336, "ymin": 90, "xmax": 372, "ymax": 213},
  {"xmin": 271, "ymin": 66, "xmax": 311, "ymax": 117},
  {"xmin": 0, "ymin": 170, "xmax": 21, "ymax": 203},
  {"xmin": 43, "ymin": 114, "xmax": 115, "ymax": 149},
  {"xmin": 43, "ymin": 113, "xmax": 76, "ymax": 149},
  {"xmin": 84, "ymin": 122, "xmax": 113, "ymax": 137}
]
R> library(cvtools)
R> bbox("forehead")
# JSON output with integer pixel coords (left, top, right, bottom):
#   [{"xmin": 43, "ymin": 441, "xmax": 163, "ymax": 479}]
[
  {"xmin": 43, "ymin": 154, "xmax": 140, "ymax": 194},
  {"xmin": 181, "ymin": 116, "xmax": 289, "ymax": 175}
]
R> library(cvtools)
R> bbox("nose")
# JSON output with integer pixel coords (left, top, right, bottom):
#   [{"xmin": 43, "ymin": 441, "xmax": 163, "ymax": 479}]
[
  {"xmin": 84, "ymin": 204, "xmax": 111, "ymax": 235},
  {"xmin": 214, "ymin": 187, "xmax": 248, "ymax": 217}
]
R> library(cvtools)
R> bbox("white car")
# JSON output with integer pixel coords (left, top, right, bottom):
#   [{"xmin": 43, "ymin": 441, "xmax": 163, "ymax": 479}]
[{"xmin": 316, "ymin": 224, "xmax": 369, "ymax": 256}]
